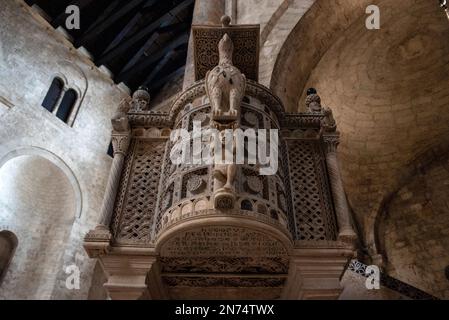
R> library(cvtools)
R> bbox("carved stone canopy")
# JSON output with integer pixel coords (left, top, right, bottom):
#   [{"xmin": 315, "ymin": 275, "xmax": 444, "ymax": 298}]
[{"xmin": 192, "ymin": 16, "xmax": 260, "ymax": 81}]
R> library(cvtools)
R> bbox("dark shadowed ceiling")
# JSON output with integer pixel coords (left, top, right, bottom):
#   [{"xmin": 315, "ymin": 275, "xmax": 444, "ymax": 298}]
[{"xmin": 25, "ymin": 0, "xmax": 194, "ymax": 93}]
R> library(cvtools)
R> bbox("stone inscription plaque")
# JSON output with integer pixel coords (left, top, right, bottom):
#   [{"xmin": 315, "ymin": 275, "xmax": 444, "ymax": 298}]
[{"xmin": 160, "ymin": 226, "xmax": 288, "ymax": 257}]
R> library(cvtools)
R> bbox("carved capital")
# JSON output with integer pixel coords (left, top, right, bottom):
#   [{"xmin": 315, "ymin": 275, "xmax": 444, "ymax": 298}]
[
  {"xmin": 323, "ymin": 133, "xmax": 340, "ymax": 154},
  {"xmin": 111, "ymin": 132, "xmax": 131, "ymax": 156},
  {"xmin": 83, "ymin": 224, "xmax": 112, "ymax": 258}
]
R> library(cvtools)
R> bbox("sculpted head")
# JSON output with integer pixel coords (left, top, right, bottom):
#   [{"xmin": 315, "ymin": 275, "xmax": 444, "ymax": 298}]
[
  {"xmin": 132, "ymin": 86, "xmax": 151, "ymax": 111},
  {"xmin": 218, "ymin": 34, "xmax": 234, "ymax": 65}
]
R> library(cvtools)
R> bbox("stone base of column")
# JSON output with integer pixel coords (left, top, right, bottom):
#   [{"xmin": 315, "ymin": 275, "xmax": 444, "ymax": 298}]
[
  {"xmin": 282, "ymin": 245, "xmax": 355, "ymax": 300},
  {"xmin": 101, "ymin": 254, "xmax": 168, "ymax": 300},
  {"xmin": 83, "ymin": 225, "xmax": 112, "ymax": 258},
  {"xmin": 337, "ymin": 228, "xmax": 358, "ymax": 244}
]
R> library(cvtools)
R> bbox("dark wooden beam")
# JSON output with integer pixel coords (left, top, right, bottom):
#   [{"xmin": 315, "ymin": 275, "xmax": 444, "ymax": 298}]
[
  {"xmin": 149, "ymin": 66, "xmax": 186, "ymax": 91},
  {"xmin": 102, "ymin": 12, "xmax": 142, "ymax": 55},
  {"xmin": 83, "ymin": 0, "xmax": 121, "ymax": 35},
  {"xmin": 96, "ymin": 0, "xmax": 193, "ymax": 66},
  {"xmin": 115, "ymin": 32, "xmax": 189, "ymax": 83},
  {"xmin": 75, "ymin": 0, "xmax": 147, "ymax": 47},
  {"xmin": 143, "ymin": 49, "xmax": 187, "ymax": 87},
  {"xmin": 113, "ymin": 11, "xmax": 190, "ymax": 74},
  {"xmin": 143, "ymin": 50, "xmax": 177, "ymax": 86}
]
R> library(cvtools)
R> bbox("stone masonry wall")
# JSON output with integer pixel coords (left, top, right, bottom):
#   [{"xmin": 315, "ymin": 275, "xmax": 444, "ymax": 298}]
[
  {"xmin": 0, "ymin": 0, "xmax": 128, "ymax": 299},
  {"xmin": 383, "ymin": 159, "xmax": 449, "ymax": 299}
]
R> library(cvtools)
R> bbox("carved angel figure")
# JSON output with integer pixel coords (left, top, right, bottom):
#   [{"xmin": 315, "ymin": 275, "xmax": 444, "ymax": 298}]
[{"xmin": 205, "ymin": 34, "xmax": 246, "ymax": 121}]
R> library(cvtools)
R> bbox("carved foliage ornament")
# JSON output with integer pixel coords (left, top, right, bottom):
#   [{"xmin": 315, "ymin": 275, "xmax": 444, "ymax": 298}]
[
  {"xmin": 246, "ymin": 176, "xmax": 263, "ymax": 194},
  {"xmin": 111, "ymin": 133, "xmax": 131, "ymax": 155},
  {"xmin": 187, "ymin": 175, "xmax": 205, "ymax": 194},
  {"xmin": 192, "ymin": 22, "xmax": 260, "ymax": 81}
]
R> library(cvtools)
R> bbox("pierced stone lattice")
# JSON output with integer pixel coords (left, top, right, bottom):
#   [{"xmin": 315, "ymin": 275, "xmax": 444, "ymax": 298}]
[
  {"xmin": 114, "ymin": 140, "xmax": 165, "ymax": 244},
  {"xmin": 241, "ymin": 107, "xmax": 263, "ymax": 128},
  {"xmin": 241, "ymin": 167, "xmax": 268, "ymax": 200},
  {"xmin": 111, "ymin": 140, "xmax": 136, "ymax": 238},
  {"xmin": 188, "ymin": 106, "xmax": 211, "ymax": 131},
  {"xmin": 182, "ymin": 168, "xmax": 208, "ymax": 198},
  {"xmin": 287, "ymin": 140, "xmax": 337, "ymax": 240},
  {"xmin": 278, "ymin": 140, "xmax": 295, "ymax": 234}
]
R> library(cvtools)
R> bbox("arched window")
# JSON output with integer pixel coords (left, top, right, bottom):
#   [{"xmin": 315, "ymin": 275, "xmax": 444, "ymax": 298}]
[
  {"xmin": 56, "ymin": 89, "xmax": 77, "ymax": 123},
  {"xmin": 41, "ymin": 78, "xmax": 63, "ymax": 112},
  {"xmin": 0, "ymin": 231, "xmax": 18, "ymax": 286}
]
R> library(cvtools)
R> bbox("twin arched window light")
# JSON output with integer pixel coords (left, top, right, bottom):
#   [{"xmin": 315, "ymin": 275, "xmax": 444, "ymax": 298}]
[{"xmin": 41, "ymin": 77, "xmax": 78, "ymax": 124}]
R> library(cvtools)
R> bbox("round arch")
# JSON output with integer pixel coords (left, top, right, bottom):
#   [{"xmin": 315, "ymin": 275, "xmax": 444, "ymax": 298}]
[{"xmin": 0, "ymin": 146, "xmax": 83, "ymax": 218}]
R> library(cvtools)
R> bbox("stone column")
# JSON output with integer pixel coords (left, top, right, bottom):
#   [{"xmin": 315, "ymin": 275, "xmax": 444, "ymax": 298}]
[
  {"xmin": 84, "ymin": 131, "xmax": 131, "ymax": 258},
  {"xmin": 323, "ymin": 133, "xmax": 357, "ymax": 242},
  {"xmin": 183, "ymin": 0, "xmax": 226, "ymax": 90},
  {"xmin": 98, "ymin": 132, "xmax": 131, "ymax": 227}
]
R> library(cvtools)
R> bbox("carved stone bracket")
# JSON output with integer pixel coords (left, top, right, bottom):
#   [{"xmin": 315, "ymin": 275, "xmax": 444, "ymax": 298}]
[
  {"xmin": 101, "ymin": 254, "xmax": 168, "ymax": 300},
  {"xmin": 83, "ymin": 225, "xmax": 112, "ymax": 258},
  {"xmin": 282, "ymin": 246, "xmax": 355, "ymax": 300}
]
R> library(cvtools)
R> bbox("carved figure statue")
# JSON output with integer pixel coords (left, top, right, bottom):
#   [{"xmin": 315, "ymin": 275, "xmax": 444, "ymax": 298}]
[
  {"xmin": 305, "ymin": 88, "xmax": 322, "ymax": 113},
  {"xmin": 130, "ymin": 86, "xmax": 151, "ymax": 112},
  {"xmin": 322, "ymin": 106, "xmax": 337, "ymax": 132},
  {"xmin": 111, "ymin": 96, "xmax": 131, "ymax": 132},
  {"xmin": 210, "ymin": 130, "xmax": 237, "ymax": 209},
  {"xmin": 205, "ymin": 33, "xmax": 246, "ymax": 122}
]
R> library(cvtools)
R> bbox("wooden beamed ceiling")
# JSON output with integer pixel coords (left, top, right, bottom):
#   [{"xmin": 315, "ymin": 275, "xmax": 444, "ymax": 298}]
[{"xmin": 25, "ymin": 0, "xmax": 194, "ymax": 94}]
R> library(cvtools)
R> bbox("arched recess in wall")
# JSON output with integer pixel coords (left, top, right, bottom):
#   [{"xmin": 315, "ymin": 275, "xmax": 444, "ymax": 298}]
[
  {"xmin": 0, "ymin": 147, "xmax": 83, "ymax": 218},
  {"xmin": 0, "ymin": 148, "xmax": 80, "ymax": 299},
  {"xmin": 269, "ymin": 0, "xmax": 449, "ymax": 256},
  {"xmin": 374, "ymin": 147, "xmax": 449, "ymax": 299},
  {"xmin": 0, "ymin": 230, "xmax": 18, "ymax": 286}
]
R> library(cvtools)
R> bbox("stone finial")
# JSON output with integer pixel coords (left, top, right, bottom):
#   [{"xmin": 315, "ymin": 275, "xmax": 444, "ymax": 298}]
[
  {"xmin": 221, "ymin": 15, "xmax": 231, "ymax": 27},
  {"xmin": 305, "ymin": 88, "xmax": 322, "ymax": 113},
  {"xmin": 131, "ymin": 86, "xmax": 151, "ymax": 111}
]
